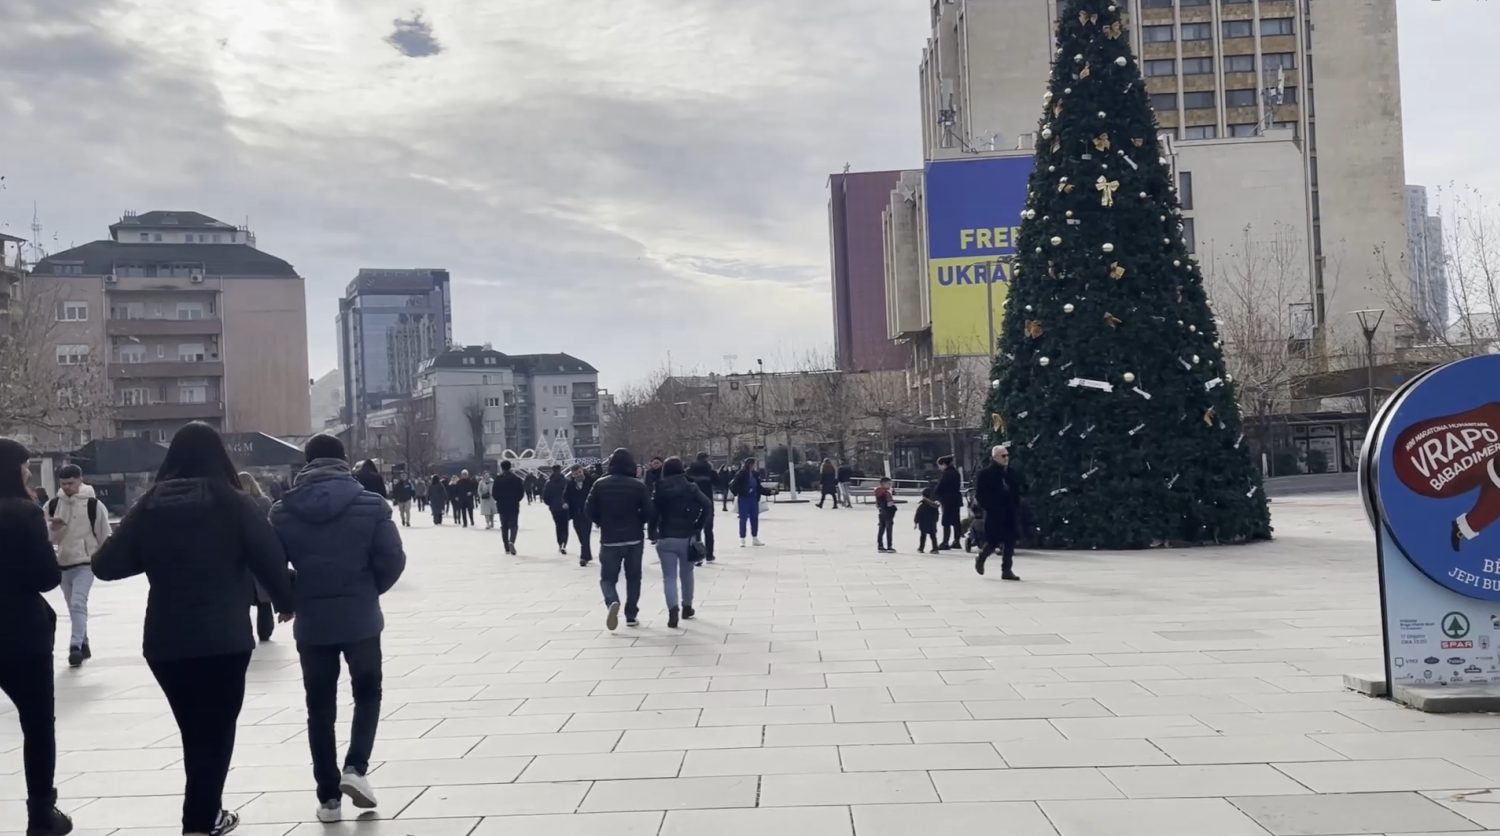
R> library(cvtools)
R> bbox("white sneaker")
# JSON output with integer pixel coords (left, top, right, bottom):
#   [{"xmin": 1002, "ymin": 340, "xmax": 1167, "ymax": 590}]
[
  {"xmin": 339, "ymin": 768, "xmax": 377, "ymax": 809},
  {"xmin": 753, "ymin": 538, "xmax": 765, "ymax": 547},
  {"xmin": 740, "ymin": 539, "xmax": 747, "ymax": 547},
  {"xmin": 316, "ymin": 800, "xmax": 342, "ymax": 822},
  {"xmin": 606, "ymin": 601, "xmax": 621, "ymax": 631}
]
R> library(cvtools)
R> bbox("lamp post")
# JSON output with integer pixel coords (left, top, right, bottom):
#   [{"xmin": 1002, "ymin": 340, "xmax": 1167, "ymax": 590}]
[
  {"xmin": 674, "ymin": 401, "xmax": 690, "ymax": 456},
  {"xmin": 1353, "ymin": 309, "xmax": 1385, "ymax": 430},
  {"xmin": 746, "ymin": 382, "xmax": 762, "ymax": 459}
]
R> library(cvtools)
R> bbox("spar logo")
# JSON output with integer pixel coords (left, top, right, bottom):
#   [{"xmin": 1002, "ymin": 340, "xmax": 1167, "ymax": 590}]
[{"xmin": 1393, "ymin": 404, "xmax": 1500, "ymax": 551}]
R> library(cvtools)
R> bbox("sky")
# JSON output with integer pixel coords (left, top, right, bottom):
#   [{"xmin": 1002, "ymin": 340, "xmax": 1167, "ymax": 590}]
[{"xmin": 0, "ymin": 0, "xmax": 1489, "ymax": 390}]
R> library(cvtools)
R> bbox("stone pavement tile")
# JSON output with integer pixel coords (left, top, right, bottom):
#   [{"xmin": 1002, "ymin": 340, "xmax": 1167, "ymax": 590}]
[
  {"xmin": 940, "ymin": 668, "xmax": 1069, "ymax": 685},
  {"xmin": 237, "ymin": 786, "xmax": 426, "ymax": 823},
  {"xmin": 56, "ymin": 747, "xmax": 180, "ymax": 773},
  {"xmin": 851, "ymin": 801, "xmax": 1059, "ymax": 836},
  {"xmin": 1420, "ymin": 791, "xmax": 1500, "ymax": 829},
  {"xmin": 1310, "ymin": 732, "xmax": 1497, "ymax": 761},
  {"xmin": 578, "ymin": 775, "xmax": 758, "ymax": 813},
  {"xmin": 1272, "ymin": 760, "xmax": 1492, "ymax": 794},
  {"xmin": 832, "ymin": 701, "xmax": 971, "ymax": 723},
  {"xmin": 680, "ymin": 746, "xmax": 842, "ymax": 777},
  {"xmin": 400, "ymin": 781, "xmax": 590, "ymax": 818},
  {"xmin": 60, "ymin": 767, "xmax": 193, "ymax": 798},
  {"xmin": 1010, "ymin": 682, "xmax": 1155, "ymax": 700},
  {"xmin": 760, "ymin": 771, "xmax": 938, "ymax": 807},
  {"xmin": 1446, "ymin": 757, "xmax": 1500, "ymax": 783},
  {"xmin": 907, "ymin": 719, "xmax": 1063, "ymax": 744},
  {"xmin": 824, "ymin": 672, "xmax": 947, "ymax": 689},
  {"xmin": 1196, "ymin": 712, "xmax": 1380, "ymax": 736},
  {"xmin": 561, "ymin": 709, "xmax": 701, "ymax": 732},
  {"xmin": 762, "ymin": 722, "xmax": 910, "ymax": 747},
  {"xmin": 766, "ymin": 687, "xmax": 894, "ymax": 706},
  {"xmin": 473, "ymin": 682, "xmax": 602, "ymax": 700},
  {"xmin": 1230, "ymin": 792, "xmax": 1483, "ymax": 835},
  {"xmin": 615, "ymin": 725, "xmax": 764, "ymax": 752},
  {"xmin": 469, "ymin": 811, "xmax": 664, "ymax": 836},
  {"xmin": 518, "ymin": 751, "xmax": 685, "ymax": 782},
  {"xmin": 642, "ymin": 690, "xmax": 769, "ymax": 710},
  {"xmin": 964, "ymin": 698, "xmax": 1109, "ymax": 720},
  {"xmin": 1101, "ymin": 764, "xmax": 1312, "ymax": 798},
  {"xmin": 513, "ymin": 695, "xmax": 647, "ymax": 714},
  {"xmin": 997, "ymin": 739, "xmax": 1174, "ymax": 768},
  {"xmin": 1051, "ymin": 715, "xmax": 1218, "ymax": 740},
  {"xmin": 698, "ymin": 705, "xmax": 831, "ymax": 726},
  {"xmin": 592, "ymin": 678, "xmax": 711, "ymax": 695},
  {"xmin": 1151, "ymin": 735, "xmax": 1347, "ymax": 765},
  {"xmin": 68, "ymin": 793, "xmax": 256, "ymax": 829},
  {"xmin": 466, "ymin": 731, "xmax": 622, "ymax": 758},
  {"xmin": 1157, "ymin": 629, "xmax": 1271, "ymax": 642},
  {"xmin": 1057, "ymin": 666, "xmax": 1187, "ymax": 682},
  {"xmin": 369, "ymin": 756, "xmax": 532, "ymax": 786},
  {"xmin": 114, "ymin": 827, "xmax": 293, "ymax": 836},
  {"xmin": 931, "ymin": 768, "xmax": 1123, "ymax": 802},
  {"xmin": 1232, "ymin": 692, "xmax": 1388, "ymax": 712},
  {"xmin": 287, "ymin": 818, "xmax": 482, "ymax": 835},
  {"xmin": 1040, "ymin": 797, "xmax": 1271, "ymax": 836},
  {"xmin": 378, "ymin": 699, "xmax": 525, "ymax": 722},
  {"xmin": 1339, "ymin": 712, "xmax": 1500, "ymax": 734},
  {"xmin": 661, "ymin": 805, "xmax": 854, "ymax": 836},
  {"xmin": 839, "ymin": 742, "xmax": 1004, "ymax": 772},
  {"xmin": 1096, "ymin": 695, "xmax": 1258, "ymax": 716},
  {"xmin": 875, "ymin": 657, "xmax": 997, "ymax": 672},
  {"xmin": 1263, "ymin": 676, "xmax": 1349, "ymax": 693},
  {"xmin": 1142, "ymin": 678, "xmax": 1292, "ymax": 696},
  {"xmin": 888, "ymin": 684, "xmax": 1022, "ymax": 703},
  {"xmin": 426, "ymin": 714, "xmax": 570, "ymax": 737}
]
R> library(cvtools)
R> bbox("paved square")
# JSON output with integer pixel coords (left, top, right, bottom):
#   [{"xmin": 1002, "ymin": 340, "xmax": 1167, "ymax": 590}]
[{"xmin": 8, "ymin": 492, "xmax": 1500, "ymax": 834}]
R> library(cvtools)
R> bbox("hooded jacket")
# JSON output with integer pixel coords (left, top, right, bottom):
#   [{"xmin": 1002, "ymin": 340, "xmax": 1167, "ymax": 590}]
[
  {"xmin": 650, "ymin": 473, "xmax": 713, "ymax": 541},
  {"xmin": 542, "ymin": 473, "xmax": 567, "ymax": 511},
  {"xmin": 0, "ymin": 497, "xmax": 62, "ymax": 659},
  {"xmin": 271, "ymin": 459, "xmax": 406, "ymax": 647},
  {"xmin": 92, "ymin": 478, "xmax": 294, "ymax": 661},
  {"xmin": 563, "ymin": 475, "xmax": 594, "ymax": 522},
  {"xmin": 685, "ymin": 457, "xmax": 716, "ymax": 500},
  {"xmin": 492, "ymin": 471, "xmax": 525, "ymax": 513},
  {"xmin": 586, "ymin": 455, "xmax": 655, "ymax": 545},
  {"xmin": 47, "ymin": 483, "xmax": 112, "ymax": 569}
]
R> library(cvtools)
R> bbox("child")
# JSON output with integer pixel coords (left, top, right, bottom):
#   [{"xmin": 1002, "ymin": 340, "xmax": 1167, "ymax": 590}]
[
  {"xmin": 914, "ymin": 487, "xmax": 941, "ymax": 553},
  {"xmin": 874, "ymin": 477, "xmax": 897, "ymax": 553}
]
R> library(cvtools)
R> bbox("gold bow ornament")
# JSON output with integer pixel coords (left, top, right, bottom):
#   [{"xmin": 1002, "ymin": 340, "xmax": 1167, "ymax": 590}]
[
  {"xmin": 1095, "ymin": 175, "xmax": 1120, "ymax": 207},
  {"xmin": 1203, "ymin": 407, "xmax": 1217, "ymax": 426},
  {"xmin": 1103, "ymin": 312, "xmax": 1122, "ymax": 328},
  {"xmin": 1024, "ymin": 320, "xmax": 1044, "ymax": 339},
  {"xmin": 1079, "ymin": 10, "xmax": 1098, "ymax": 25},
  {"xmin": 1109, "ymin": 262, "xmax": 1126, "ymax": 281},
  {"xmin": 1093, "ymin": 132, "xmax": 1110, "ymax": 152}
]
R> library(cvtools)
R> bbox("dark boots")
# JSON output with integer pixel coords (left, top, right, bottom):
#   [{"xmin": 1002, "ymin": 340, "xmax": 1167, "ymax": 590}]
[
  {"xmin": 27, "ymin": 791, "xmax": 73, "ymax": 836},
  {"xmin": 668, "ymin": 608, "xmax": 680, "ymax": 629}
]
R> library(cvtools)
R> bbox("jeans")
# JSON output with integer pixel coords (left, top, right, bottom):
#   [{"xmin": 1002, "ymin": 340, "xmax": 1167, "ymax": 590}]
[
  {"xmin": 573, "ymin": 518, "xmax": 594, "ymax": 563},
  {"xmin": 552, "ymin": 510, "xmax": 571, "ymax": 547},
  {"xmin": 837, "ymin": 482, "xmax": 852, "ymax": 507},
  {"xmin": 299, "ymin": 636, "xmax": 383, "ymax": 804},
  {"xmin": 701, "ymin": 515, "xmax": 715, "ymax": 561},
  {"xmin": 599, "ymin": 542, "xmax": 644, "ymax": 620},
  {"xmin": 396, "ymin": 500, "xmax": 411, "ymax": 526},
  {"xmin": 149, "ymin": 652, "xmax": 251, "ymax": 834},
  {"xmin": 0, "ymin": 653, "xmax": 57, "ymax": 827},
  {"xmin": 737, "ymin": 497, "xmax": 760, "ymax": 538},
  {"xmin": 500, "ymin": 510, "xmax": 519, "ymax": 550},
  {"xmin": 59, "ymin": 565, "xmax": 93, "ymax": 648},
  {"xmin": 877, "ymin": 517, "xmax": 893, "ymax": 550},
  {"xmin": 655, "ymin": 538, "xmax": 695, "ymax": 610}
]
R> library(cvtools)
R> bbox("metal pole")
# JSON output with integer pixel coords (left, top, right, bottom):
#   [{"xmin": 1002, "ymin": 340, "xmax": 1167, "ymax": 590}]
[
  {"xmin": 1365, "ymin": 335, "xmax": 1376, "ymax": 429},
  {"xmin": 986, "ymin": 267, "xmax": 995, "ymax": 356}
]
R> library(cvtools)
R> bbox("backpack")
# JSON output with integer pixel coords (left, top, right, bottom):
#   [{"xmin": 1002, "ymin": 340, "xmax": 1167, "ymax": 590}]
[{"xmin": 48, "ymin": 496, "xmax": 99, "ymax": 528}]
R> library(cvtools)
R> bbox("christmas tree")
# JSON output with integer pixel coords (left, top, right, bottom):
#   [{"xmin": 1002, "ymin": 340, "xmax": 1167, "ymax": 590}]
[{"xmin": 984, "ymin": 0, "xmax": 1271, "ymax": 549}]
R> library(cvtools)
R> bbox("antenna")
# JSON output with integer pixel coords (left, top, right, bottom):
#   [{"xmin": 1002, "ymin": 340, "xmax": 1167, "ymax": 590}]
[{"xmin": 723, "ymin": 354, "xmax": 738, "ymax": 372}]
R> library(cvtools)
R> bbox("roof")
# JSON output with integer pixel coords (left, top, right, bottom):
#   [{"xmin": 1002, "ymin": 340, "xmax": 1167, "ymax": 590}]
[
  {"xmin": 70, "ymin": 437, "xmax": 167, "ymax": 476},
  {"xmin": 0, "ymin": 232, "xmax": 25, "ymax": 244},
  {"xmin": 221, "ymin": 432, "xmax": 306, "ymax": 468},
  {"xmin": 35, "ymin": 240, "xmax": 298, "ymax": 278},
  {"xmin": 110, "ymin": 211, "xmax": 234, "ymax": 233},
  {"xmin": 507, "ymin": 353, "xmax": 597, "ymax": 375},
  {"xmin": 423, "ymin": 345, "xmax": 511, "ymax": 370}
]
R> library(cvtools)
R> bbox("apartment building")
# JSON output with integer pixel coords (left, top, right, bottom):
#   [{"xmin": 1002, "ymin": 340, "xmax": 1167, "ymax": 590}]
[
  {"xmin": 509, "ymin": 354, "xmax": 602, "ymax": 461},
  {"xmin": 829, "ymin": 170, "xmax": 909, "ymax": 372},
  {"xmin": 31, "ymin": 211, "xmax": 311, "ymax": 441}
]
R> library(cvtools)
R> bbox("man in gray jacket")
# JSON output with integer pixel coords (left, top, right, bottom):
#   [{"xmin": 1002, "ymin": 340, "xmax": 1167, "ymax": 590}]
[{"xmin": 271, "ymin": 434, "xmax": 406, "ymax": 823}]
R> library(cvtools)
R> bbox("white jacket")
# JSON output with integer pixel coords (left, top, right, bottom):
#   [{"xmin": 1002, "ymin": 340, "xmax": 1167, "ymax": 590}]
[{"xmin": 47, "ymin": 484, "xmax": 112, "ymax": 569}]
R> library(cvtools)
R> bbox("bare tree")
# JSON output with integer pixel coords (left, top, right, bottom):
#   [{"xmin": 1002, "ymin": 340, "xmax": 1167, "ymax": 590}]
[
  {"xmin": 854, "ymin": 370, "xmax": 920, "ymax": 471},
  {"xmin": 382, "ymin": 399, "xmax": 437, "ymax": 478},
  {"xmin": 0, "ymin": 278, "xmax": 111, "ymax": 443},
  {"xmin": 460, "ymin": 392, "xmax": 487, "ymax": 463}
]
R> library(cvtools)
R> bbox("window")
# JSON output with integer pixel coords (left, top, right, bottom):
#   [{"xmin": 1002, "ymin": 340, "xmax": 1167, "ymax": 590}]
[
  {"xmin": 1182, "ymin": 217, "xmax": 1197, "ymax": 254},
  {"xmin": 1263, "ymin": 52, "xmax": 1296, "ymax": 70},
  {"xmin": 1229, "ymin": 122, "xmax": 1259, "ymax": 137},
  {"xmin": 485, "ymin": 397, "xmax": 502, "ymax": 408},
  {"xmin": 1141, "ymin": 0, "xmax": 1171, "ymax": 7},
  {"xmin": 56, "ymin": 301, "xmax": 88, "ymax": 322},
  {"xmin": 153, "ymin": 233, "xmax": 162, "ymax": 242},
  {"xmin": 176, "ymin": 302, "xmax": 205, "ymax": 320},
  {"xmin": 211, "ymin": 234, "xmax": 222, "ymax": 243},
  {"xmin": 139, "ymin": 233, "xmax": 149, "ymax": 242},
  {"xmin": 178, "ymin": 381, "xmax": 208, "ymax": 404},
  {"xmin": 1222, "ymin": 19, "xmax": 1253, "ymax": 38},
  {"xmin": 1221, "ymin": 0, "xmax": 1252, "ymax": 4},
  {"xmin": 1178, "ymin": 172, "xmax": 1194, "ymax": 209},
  {"xmin": 1150, "ymin": 92, "xmax": 1179, "ymax": 112},
  {"xmin": 1146, "ymin": 59, "xmax": 1176, "ymax": 77},
  {"xmin": 56, "ymin": 345, "xmax": 90, "ymax": 366},
  {"xmin": 1261, "ymin": 17, "xmax": 1294, "ymax": 36},
  {"xmin": 1224, "ymin": 54, "xmax": 1255, "ymax": 73},
  {"xmin": 1182, "ymin": 56, "xmax": 1214, "ymax": 75},
  {"xmin": 1183, "ymin": 91, "xmax": 1216, "ymax": 109},
  {"xmin": 178, "ymin": 343, "xmax": 206, "ymax": 362},
  {"xmin": 116, "ymin": 344, "xmax": 146, "ymax": 364},
  {"xmin": 1143, "ymin": 25, "xmax": 1174, "ymax": 42},
  {"xmin": 1180, "ymin": 0, "xmax": 1209, "ymax": 5},
  {"xmin": 1183, "ymin": 125, "xmax": 1217, "ymax": 139},
  {"xmin": 1181, "ymin": 22, "xmax": 1211, "ymax": 41},
  {"xmin": 119, "ymin": 388, "xmax": 150, "ymax": 407},
  {"xmin": 1280, "ymin": 86, "xmax": 1299, "ymax": 103},
  {"xmin": 1225, "ymin": 88, "xmax": 1257, "ymax": 107}
]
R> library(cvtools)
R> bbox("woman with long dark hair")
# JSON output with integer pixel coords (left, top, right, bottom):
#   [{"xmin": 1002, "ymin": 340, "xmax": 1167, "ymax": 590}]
[
  {"xmin": 93, "ymin": 423, "xmax": 294, "ymax": 836},
  {"xmin": 427, "ymin": 475, "xmax": 447, "ymax": 525},
  {"xmin": 816, "ymin": 459, "xmax": 839, "ymax": 509},
  {"xmin": 0, "ymin": 438, "xmax": 73, "ymax": 836},
  {"xmin": 355, "ymin": 460, "xmax": 388, "ymax": 499},
  {"xmin": 729, "ymin": 457, "xmax": 776, "ymax": 547}
]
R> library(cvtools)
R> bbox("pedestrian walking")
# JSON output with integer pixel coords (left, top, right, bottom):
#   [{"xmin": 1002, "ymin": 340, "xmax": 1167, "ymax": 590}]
[
  {"xmin": 875, "ymin": 477, "xmax": 897, "ymax": 553},
  {"xmin": 237, "ymin": 474, "xmax": 277, "ymax": 643},
  {"xmin": 92, "ymin": 422, "xmax": 295, "ymax": 836},
  {"xmin": 717, "ymin": 464, "xmax": 734, "ymax": 511},
  {"xmin": 45, "ymin": 464, "xmax": 110, "ymax": 668},
  {"xmin": 816, "ymin": 459, "xmax": 839, "ymax": 509},
  {"xmin": 542, "ymin": 465, "xmax": 569, "ymax": 554},
  {"xmin": 451, "ymin": 470, "xmax": 476, "ymax": 528},
  {"xmin": 973, "ymin": 445, "xmax": 1022, "ymax": 580},
  {"xmin": 586, "ymin": 448, "xmax": 654, "ymax": 630},
  {"xmin": 391, "ymin": 477, "xmax": 415, "ymax": 527},
  {"xmin": 729, "ymin": 458, "xmax": 775, "ymax": 547},
  {"xmin": 524, "ymin": 472, "xmax": 539, "ymax": 504},
  {"xmin": 914, "ymin": 487, "xmax": 941, "ymax": 553},
  {"xmin": 427, "ymin": 476, "xmax": 447, "ymax": 525},
  {"xmin": 477, "ymin": 472, "xmax": 497, "ymax": 529},
  {"xmin": 564, "ymin": 465, "xmax": 595, "ymax": 566},
  {"xmin": 414, "ymin": 479, "xmax": 426, "ymax": 513},
  {"xmin": 649, "ymin": 457, "xmax": 712, "ymax": 628},
  {"xmin": 354, "ymin": 460, "xmax": 387, "ymax": 499},
  {"xmin": 836, "ymin": 461, "xmax": 854, "ymax": 508},
  {"xmin": 685, "ymin": 452, "xmax": 717, "ymax": 564},
  {"xmin": 492, "ymin": 461, "xmax": 525, "ymax": 555},
  {"xmin": 271, "ymin": 434, "xmax": 406, "ymax": 822},
  {"xmin": 33, "ymin": 486, "xmax": 48, "ymax": 507},
  {"xmin": 643, "ymin": 456, "xmax": 664, "ymax": 497},
  {"xmin": 934, "ymin": 455, "xmax": 963, "ymax": 550},
  {"xmin": 0, "ymin": 437, "xmax": 74, "ymax": 836}
]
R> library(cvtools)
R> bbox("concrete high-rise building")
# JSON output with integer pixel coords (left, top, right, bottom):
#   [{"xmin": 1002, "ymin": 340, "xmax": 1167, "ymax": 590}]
[
  {"xmin": 829, "ymin": 170, "xmax": 909, "ymax": 372},
  {"xmin": 309, "ymin": 368, "xmax": 344, "ymax": 431},
  {"xmin": 337, "ymin": 268, "xmax": 452, "ymax": 452},
  {"xmin": 32, "ymin": 210, "xmax": 311, "ymax": 441},
  {"xmin": 1404, "ymin": 186, "xmax": 1449, "ymax": 339}
]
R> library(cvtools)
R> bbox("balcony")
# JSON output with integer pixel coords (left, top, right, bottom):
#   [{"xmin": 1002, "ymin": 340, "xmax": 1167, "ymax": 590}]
[
  {"xmin": 107, "ymin": 317, "xmax": 223, "ymax": 338},
  {"xmin": 109, "ymin": 360, "xmax": 225, "ymax": 379},
  {"xmin": 573, "ymin": 391, "xmax": 599, "ymax": 403},
  {"xmin": 116, "ymin": 401, "xmax": 226, "ymax": 422}
]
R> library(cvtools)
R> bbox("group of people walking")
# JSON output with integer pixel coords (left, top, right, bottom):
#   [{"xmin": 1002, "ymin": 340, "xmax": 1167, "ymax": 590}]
[{"xmin": 0, "ymin": 424, "xmax": 407, "ymax": 834}]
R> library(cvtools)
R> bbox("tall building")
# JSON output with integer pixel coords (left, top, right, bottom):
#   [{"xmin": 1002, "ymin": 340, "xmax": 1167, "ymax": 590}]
[
  {"xmin": 509, "ymin": 354, "xmax": 602, "ymax": 461},
  {"xmin": 829, "ymin": 170, "xmax": 909, "ymax": 372},
  {"xmin": 32, "ymin": 210, "xmax": 311, "ymax": 441},
  {"xmin": 337, "ymin": 268, "xmax": 452, "ymax": 452},
  {"xmin": 309, "ymin": 368, "xmax": 344, "ymax": 431},
  {"xmin": 1405, "ymin": 186, "xmax": 1449, "ymax": 339}
]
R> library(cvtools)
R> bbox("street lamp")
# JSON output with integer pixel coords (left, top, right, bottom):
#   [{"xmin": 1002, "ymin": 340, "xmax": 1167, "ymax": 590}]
[
  {"xmin": 1353, "ymin": 309, "xmax": 1385, "ymax": 429},
  {"xmin": 746, "ymin": 381, "xmax": 763, "ymax": 457}
]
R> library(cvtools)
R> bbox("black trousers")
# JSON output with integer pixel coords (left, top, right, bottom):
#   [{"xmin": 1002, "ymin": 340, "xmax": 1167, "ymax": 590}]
[
  {"xmin": 573, "ymin": 518, "xmax": 593, "ymax": 563},
  {"xmin": 456, "ymin": 500, "xmax": 474, "ymax": 527},
  {"xmin": 940, "ymin": 502, "xmax": 961, "ymax": 547},
  {"xmin": 299, "ymin": 636, "xmax": 382, "ymax": 804},
  {"xmin": 149, "ymin": 652, "xmax": 251, "ymax": 834},
  {"xmin": 599, "ymin": 542, "xmax": 644, "ymax": 620},
  {"xmin": 978, "ymin": 538, "xmax": 1016, "ymax": 574},
  {"xmin": 432, "ymin": 505, "xmax": 444, "ymax": 524},
  {"xmin": 0, "ymin": 653, "xmax": 57, "ymax": 826},
  {"xmin": 552, "ymin": 510, "xmax": 571, "ymax": 547},
  {"xmin": 500, "ymin": 509, "xmax": 520, "ymax": 550},
  {"xmin": 919, "ymin": 527, "xmax": 938, "ymax": 551},
  {"xmin": 878, "ymin": 517, "xmax": 894, "ymax": 550},
  {"xmin": 702, "ymin": 515, "xmax": 715, "ymax": 561},
  {"xmin": 255, "ymin": 603, "xmax": 275, "ymax": 642}
]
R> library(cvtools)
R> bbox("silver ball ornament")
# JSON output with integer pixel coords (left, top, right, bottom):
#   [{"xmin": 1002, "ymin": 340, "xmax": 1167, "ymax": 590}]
[
  {"xmin": 1173, "ymin": 260, "xmax": 1181, "ymax": 267},
  {"xmin": 1048, "ymin": 165, "xmax": 1056, "ymax": 172},
  {"xmin": 1035, "ymin": 247, "xmax": 1043, "ymax": 253},
  {"xmin": 1064, "ymin": 87, "xmax": 1072, "ymax": 94},
  {"xmin": 1025, "ymin": 305, "xmax": 1033, "ymax": 312},
  {"xmin": 1190, "ymin": 325, "xmax": 1197, "ymax": 333},
  {"xmin": 1098, "ymin": 111, "xmax": 1107, "ymax": 118},
  {"xmin": 1163, "ymin": 238, "xmax": 1171, "ymax": 245},
  {"xmin": 1063, "ymin": 303, "xmax": 1075, "ymax": 314},
  {"xmin": 1065, "ymin": 210, "xmax": 1073, "ymax": 218},
  {"xmin": 1050, "ymin": 236, "xmax": 1062, "ymax": 246},
  {"xmin": 1074, "ymin": 54, "xmax": 1084, "ymax": 63},
  {"xmin": 1139, "ymin": 192, "xmax": 1148, "ymax": 199},
  {"xmin": 1102, "ymin": 243, "xmax": 1115, "ymax": 253},
  {"xmin": 1192, "ymin": 355, "xmax": 1201, "ymax": 364},
  {"xmin": 1041, "ymin": 127, "xmax": 1053, "ymax": 139},
  {"xmin": 1123, "ymin": 372, "xmax": 1136, "ymax": 383},
  {"xmin": 1039, "ymin": 357, "xmax": 1051, "ymax": 367},
  {"xmin": 1115, "ymin": 56, "xmax": 1128, "ymax": 66},
  {"xmin": 1225, "ymin": 374, "xmax": 1234, "ymax": 383}
]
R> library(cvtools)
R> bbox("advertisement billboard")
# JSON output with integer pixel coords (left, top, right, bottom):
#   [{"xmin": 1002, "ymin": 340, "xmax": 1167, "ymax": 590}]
[{"xmin": 925, "ymin": 155, "xmax": 1034, "ymax": 356}]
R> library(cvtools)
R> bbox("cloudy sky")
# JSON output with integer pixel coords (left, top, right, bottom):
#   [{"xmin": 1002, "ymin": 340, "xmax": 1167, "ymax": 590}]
[{"xmin": 0, "ymin": 0, "xmax": 1487, "ymax": 389}]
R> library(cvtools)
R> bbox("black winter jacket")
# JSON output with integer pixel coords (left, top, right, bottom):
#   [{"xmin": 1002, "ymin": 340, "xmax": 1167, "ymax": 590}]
[
  {"xmin": 729, "ymin": 469, "xmax": 775, "ymax": 498},
  {"xmin": 974, "ymin": 462, "xmax": 1023, "ymax": 543},
  {"xmin": 391, "ymin": 479, "xmax": 415, "ymax": 503},
  {"xmin": 935, "ymin": 467, "xmax": 963, "ymax": 507},
  {"xmin": 586, "ymin": 465, "xmax": 655, "ymax": 545},
  {"xmin": 650, "ymin": 474, "xmax": 713, "ymax": 540},
  {"xmin": 542, "ymin": 474, "xmax": 567, "ymax": 512},
  {"xmin": 492, "ymin": 472, "xmax": 526, "ymax": 514},
  {"xmin": 685, "ymin": 459, "xmax": 716, "ymax": 499},
  {"xmin": 93, "ymin": 479, "xmax": 295, "ymax": 662},
  {"xmin": 271, "ymin": 460, "xmax": 406, "ymax": 646},
  {"xmin": 356, "ymin": 470, "xmax": 388, "ymax": 499},
  {"xmin": 0, "ymin": 497, "xmax": 61, "ymax": 659},
  {"xmin": 563, "ymin": 477, "xmax": 594, "ymax": 522}
]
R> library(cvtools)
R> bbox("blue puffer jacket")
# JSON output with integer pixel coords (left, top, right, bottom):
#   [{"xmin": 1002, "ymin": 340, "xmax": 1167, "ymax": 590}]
[{"xmin": 270, "ymin": 458, "xmax": 406, "ymax": 646}]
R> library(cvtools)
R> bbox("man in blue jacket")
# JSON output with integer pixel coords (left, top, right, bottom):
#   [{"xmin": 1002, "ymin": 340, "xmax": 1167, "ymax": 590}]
[{"xmin": 271, "ymin": 434, "xmax": 406, "ymax": 823}]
